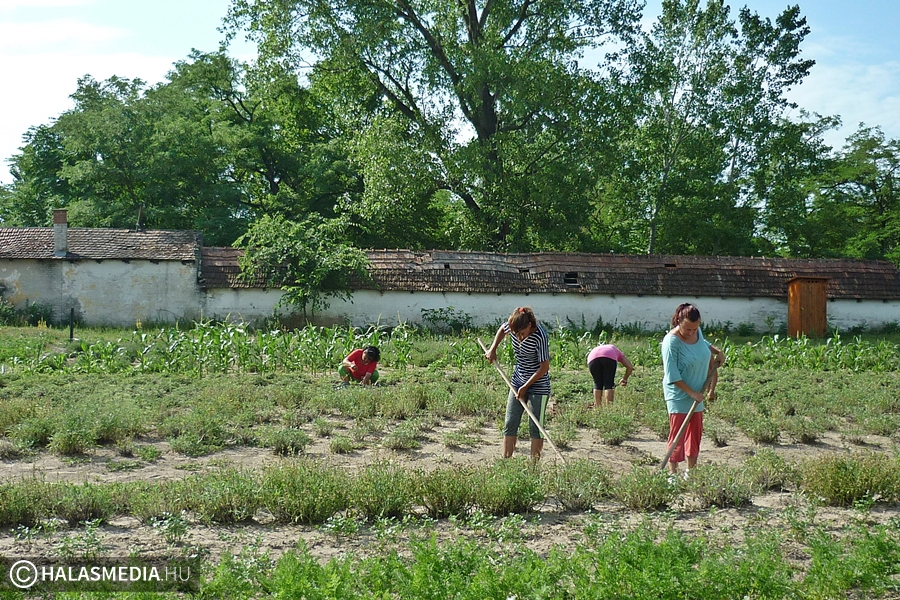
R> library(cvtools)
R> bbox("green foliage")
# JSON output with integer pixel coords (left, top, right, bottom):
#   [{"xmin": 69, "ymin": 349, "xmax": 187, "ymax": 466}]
[
  {"xmin": 382, "ymin": 421, "xmax": 423, "ymax": 451},
  {"xmin": 589, "ymin": 409, "xmax": 637, "ymax": 446},
  {"xmin": 614, "ymin": 466, "xmax": 676, "ymax": 511},
  {"xmin": 545, "ymin": 458, "xmax": 611, "ymax": 511},
  {"xmin": 194, "ymin": 522, "xmax": 900, "ymax": 600},
  {"xmin": 799, "ymin": 453, "xmax": 900, "ymax": 507},
  {"xmin": 329, "ymin": 435, "xmax": 355, "ymax": 454},
  {"xmin": 683, "ymin": 463, "xmax": 753, "ymax": 509},
  {"xmin": 351, "ymin": 463, "xmax": 418, "ymax": 521},
  {"xmin": 0, "ymin": 479, "xmax": 48, "ymax": 527},
  {"xmin": 51, "ymin": 482, "xmax": 117, "ymax": 527},
  {"xmin": 184, "ymin": 469, "xmax": 260, "ymax": 524},
  {"xmin": 237, "ymin": 213, "xmax": 369, "ymax": 317},
  {"xmin": 9, "ymin": 416, "xmax": 54, "ymax": 450},
  {"xmin": 261, "ymin": 461, "xmax": 351, "ymax": 524},
  {"xmin": 263, "ymin": 427, "xmax": 312, "ymax": 456},
  {"xmin": 225, "ymin": 0, "xmax": 642, "ymax": 251},
  {"xmin": 420, "ymin": 307, "xmax": 474, "ymax": 334},
  {"xmin": 472, "ymin": 459, "xmax": 545, "ymax": 516},
  {"xmin": 418, "ymin": 466, "xmax": 476, "ymax": 519},
  {"xmin": 744, "ymin": 447, "xmax": 796, "ymax": 492}
]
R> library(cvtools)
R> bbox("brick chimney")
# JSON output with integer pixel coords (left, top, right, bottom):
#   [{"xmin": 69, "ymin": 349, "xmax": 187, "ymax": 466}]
[{"xmin": 53, "ymin": 209, "xmax": 68, "ymax": 257}]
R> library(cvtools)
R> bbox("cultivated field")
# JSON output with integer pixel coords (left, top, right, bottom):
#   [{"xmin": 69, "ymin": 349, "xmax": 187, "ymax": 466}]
[{"xmin": 1, "ymin": 322, "xmax": 899, "ymax": 598}]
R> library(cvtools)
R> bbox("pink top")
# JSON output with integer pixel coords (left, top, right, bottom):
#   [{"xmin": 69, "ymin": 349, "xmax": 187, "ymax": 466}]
[{"xmin": 587, "ymin": 344, "xmax": 625, "ymax": 364}]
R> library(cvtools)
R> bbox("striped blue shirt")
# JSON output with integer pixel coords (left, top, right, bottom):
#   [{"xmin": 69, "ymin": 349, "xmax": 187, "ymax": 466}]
[{"xmin": 503, "ymin": 322, "xmax": 551, "ymax": 395}]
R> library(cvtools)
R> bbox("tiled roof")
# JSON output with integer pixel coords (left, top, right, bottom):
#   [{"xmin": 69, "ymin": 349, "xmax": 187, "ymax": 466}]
[
  {"xmin": 0, "ymin": 228, "xmax": 201, "ymax": 261},
  {"xmin": 200, "ymin": 247, "xmax": 268, "ymax": 288},
  {"xmin": 201, "ymin": 248, "xmax": 900, "ymax": 300}
]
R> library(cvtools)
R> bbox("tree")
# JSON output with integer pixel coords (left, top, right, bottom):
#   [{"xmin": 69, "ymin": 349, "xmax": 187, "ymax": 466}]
[
  {"xmin": 592, "ymin": 0, "xmax": 815, "ymax": 255},
  {"xmin": 753, "ymin": 113, "xmax": 837, "ymax": 257},
  {"xmin": 4, "ymin": 74, "xmax": 248, "ymax": 243},
  {"xmin": 237, "ymin": 213, "xmax": 370, "ymax": 318},
  {"xmin": 225, "ymin": 0, "xmax": 642, "ymax": 250},
  {"xmin": 1, "ymin": 124, "xmax": 71, "ymax": 226},
  {"xmin": 170, "ymin": 51, "xmax": 363, "ymax": 222},
  {"xmin": 807, "ymin": 126, "xmax": 900, "ymax": 265}
]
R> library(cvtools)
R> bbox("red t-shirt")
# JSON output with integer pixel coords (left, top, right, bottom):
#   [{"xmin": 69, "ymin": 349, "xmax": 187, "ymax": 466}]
[{"xmin": 345, "ymin": 349, "xmax": 378, "ymax": 380}]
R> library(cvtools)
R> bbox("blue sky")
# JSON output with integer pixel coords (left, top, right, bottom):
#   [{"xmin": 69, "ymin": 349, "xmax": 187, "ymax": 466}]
[{"xmin": 1, "ymin": 0, "xmax": 899, "ymax": 185}]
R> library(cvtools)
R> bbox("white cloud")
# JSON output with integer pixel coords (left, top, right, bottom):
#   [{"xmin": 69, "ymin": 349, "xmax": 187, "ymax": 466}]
[
  {"xmin": 0, "ymin": 0, "xmax": 90, "ymax": 8},
  {"xmin": 0, "ymin": 19, "xmax": 125, "ymax": 53},
  {"xmin": 786, "ymin": 59, "xmax": 900, "ymax": 149},
  {"xmin": 0, "ymin": 50, "xmax": 175, "ymax": 183}
]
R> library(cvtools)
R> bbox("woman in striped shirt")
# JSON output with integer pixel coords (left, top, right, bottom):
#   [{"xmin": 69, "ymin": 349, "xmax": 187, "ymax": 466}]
[{"xmin": 484, "ymin": 307, "xmax": 551, "ymax": 460}]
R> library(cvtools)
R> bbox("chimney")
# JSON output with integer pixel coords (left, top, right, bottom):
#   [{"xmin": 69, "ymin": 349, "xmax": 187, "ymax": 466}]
[{"xmin": 53, "ymin": 209, "xmax": 68, "ymax": 257}]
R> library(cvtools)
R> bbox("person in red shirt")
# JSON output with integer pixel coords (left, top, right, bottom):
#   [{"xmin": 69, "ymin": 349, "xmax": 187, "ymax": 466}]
[{"xmin": 338, "ymin": 346, "xmax": 380, "ymax": 385}]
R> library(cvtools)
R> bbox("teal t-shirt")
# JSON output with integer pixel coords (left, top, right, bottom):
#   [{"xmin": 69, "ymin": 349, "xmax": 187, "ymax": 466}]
[{"xmin": 661, "ymin": 329, "xmax": 711, "ymax": 414}]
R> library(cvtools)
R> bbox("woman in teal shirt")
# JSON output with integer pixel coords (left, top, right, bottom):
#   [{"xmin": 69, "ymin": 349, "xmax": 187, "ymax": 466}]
[{"xmin": 661, "ymin": 303, "xmax": 725, "ymax": 478}]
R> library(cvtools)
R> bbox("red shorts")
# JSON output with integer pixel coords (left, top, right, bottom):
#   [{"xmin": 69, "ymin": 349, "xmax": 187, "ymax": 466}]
[{"xmin": 666, "ymin": 411, "xmax": 703, "ymax": 464}]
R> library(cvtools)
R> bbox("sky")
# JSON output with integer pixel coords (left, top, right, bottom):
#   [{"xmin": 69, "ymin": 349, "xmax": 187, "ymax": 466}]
[{"xmin": 1, "ymin": 0, "xmax": 899, "ymax": 186}]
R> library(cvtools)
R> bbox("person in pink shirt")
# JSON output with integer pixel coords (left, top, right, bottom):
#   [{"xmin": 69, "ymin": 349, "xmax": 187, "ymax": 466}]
[{"xmin": 586, "ymin": 344, "xmax": 634, "ymax": 407}]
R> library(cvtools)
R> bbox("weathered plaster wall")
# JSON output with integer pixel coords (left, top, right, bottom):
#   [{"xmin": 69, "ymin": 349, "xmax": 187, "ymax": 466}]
[
  {"xmin": 315, "ymin": 291, "xmax": 792, "ymax": 332},
  {"xmin": 827, "ymin": 299, "xmax": 900, "ymax": 331},
  {"xmin": 0, "ymin": 259, "xmax": 201, "ymax": 326},
  {"xmin": 203, "ymin": 288, "xmax": 284, "ymax": 324},
  {"xmin": 1, "ymin": 259, "xmax": 896, "ymax": 332},
  {"xmin": 205, "ymin": 290, "xmax": 900, "ymax": 332}
]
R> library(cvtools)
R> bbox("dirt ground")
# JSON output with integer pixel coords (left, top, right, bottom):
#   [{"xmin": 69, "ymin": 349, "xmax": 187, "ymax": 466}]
[{"xmin": 2, "ymin": 415, "xmax": 899, "ymax": 566}]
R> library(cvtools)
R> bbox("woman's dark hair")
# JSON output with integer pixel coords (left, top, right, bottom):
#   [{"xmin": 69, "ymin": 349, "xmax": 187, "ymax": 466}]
[
  {"xmin": 671, "ymin": 303, "xmax": 701, "ymax": 328},
  {"xmin": 508, "ymin": 307, "xmax": 537, "ymax": 333},
  {"xmin": 363, "ymin": 346, "xmax": 380, "ymax": 361}
]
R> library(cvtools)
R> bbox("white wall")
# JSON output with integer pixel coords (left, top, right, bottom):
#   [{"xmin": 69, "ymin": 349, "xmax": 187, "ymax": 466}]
[
  {"xmin": 203, "ymin": 287, "xmax": 284, "ymax": 324},
  {"xmin": 206, "ymin": 290, "xmax": 900, "ymax": 333},
  {"xmin": 316, "ymin": 290, "xmax": 792, "ymax": 332},
  {"xmin": 828, "ymin": 299, "xmax": 900, "ymax": 331},
  {"xmin": 0, "ymin": 259, "xmax": 201, "ymax": 327},
  {"xmin": 2, "ymin": 259, "xmax": 896, "ymax": 332}
]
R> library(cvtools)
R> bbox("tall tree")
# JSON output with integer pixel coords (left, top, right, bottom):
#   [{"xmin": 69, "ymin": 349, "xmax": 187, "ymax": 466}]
[
  {"xmin": 593, "ymin": 0, "xmax": 814, "ymax": 255},
  {"xmin": 1, "ymin": 124, "xmax": 71, "ymax": 226},
  {"xmin": 225, "ymin": 0, "xmax": 641, "ymax": 250},
  {"xmin": 808, "ymin": 126, "xmax": 900, "ymax": 265},
  {"xmin": 753, "ymin": 113, "xmax": 837, "ymax": 257}
]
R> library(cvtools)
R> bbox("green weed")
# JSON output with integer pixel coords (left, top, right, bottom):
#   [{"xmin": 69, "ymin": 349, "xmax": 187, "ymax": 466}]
[
  {"xmin": 261, "ymin": 461, "xmax": 350, "ymax": 524},
  {"xmin": 184, "ymin": 469, "xmax": 260, "ymax": 524},
  {"xmin": 418, "ymin": 465, "xmax": 476, "ymax": 519},
  {"xmin": 613, "ymin": 466, "xmax": 676, "ymax": 511},
  {"xmin": 545, "ymin": 458, "xmax": 611, "ymax": 511},
  {"xmin": 351, "ymin": 463, "xmax": 418, "ymax": 521},
  {"xmin": 683, "ymin": 463, "xmax": 754, "ymax": 509},
  {"xmin": 472, "ymin": 458, "xmax": 545, "ymax": 516},
  {"xmin": 800, "ymin": 452, "xmax": 900, "ymax": 507}
]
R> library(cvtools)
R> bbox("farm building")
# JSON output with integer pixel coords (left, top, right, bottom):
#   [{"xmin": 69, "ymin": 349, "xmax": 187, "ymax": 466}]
[
  {"xmin": 204, "ymin": 250, "xmax": 900, "ymax": 334},
  {"xmin": 1, "ymin": 210, "xmax": 899, "ymax": 332}
]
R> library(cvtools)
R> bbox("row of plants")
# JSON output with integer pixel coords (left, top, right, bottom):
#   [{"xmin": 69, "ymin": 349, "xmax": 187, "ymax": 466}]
[
  {"xmin": 5, "ymin": 320, "xmax": 900, "ymax": 376},
  {"xmin": 186, "ymin": 521, "xmax": 900, "ymax": 600},
  {"xmin": 2, "ymin": 451, "xmax": 899, "ymax": 530},
  {"xmin": 1, "ymin": 364, "xmax": 898, "ymax": 460},
  {"xmin": 4, "ymin": 515, "xmax": 900, "ymax": 598}
]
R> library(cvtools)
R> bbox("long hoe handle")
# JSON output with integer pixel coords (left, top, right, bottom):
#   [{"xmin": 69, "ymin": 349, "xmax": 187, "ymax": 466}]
[
  {"xmin": 477, "ymin": 338, "xmax": 566, "ymax": 464},
  {"xmin": 659, "ymin": 365, "xmax": 717, "ymax": 471}
]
